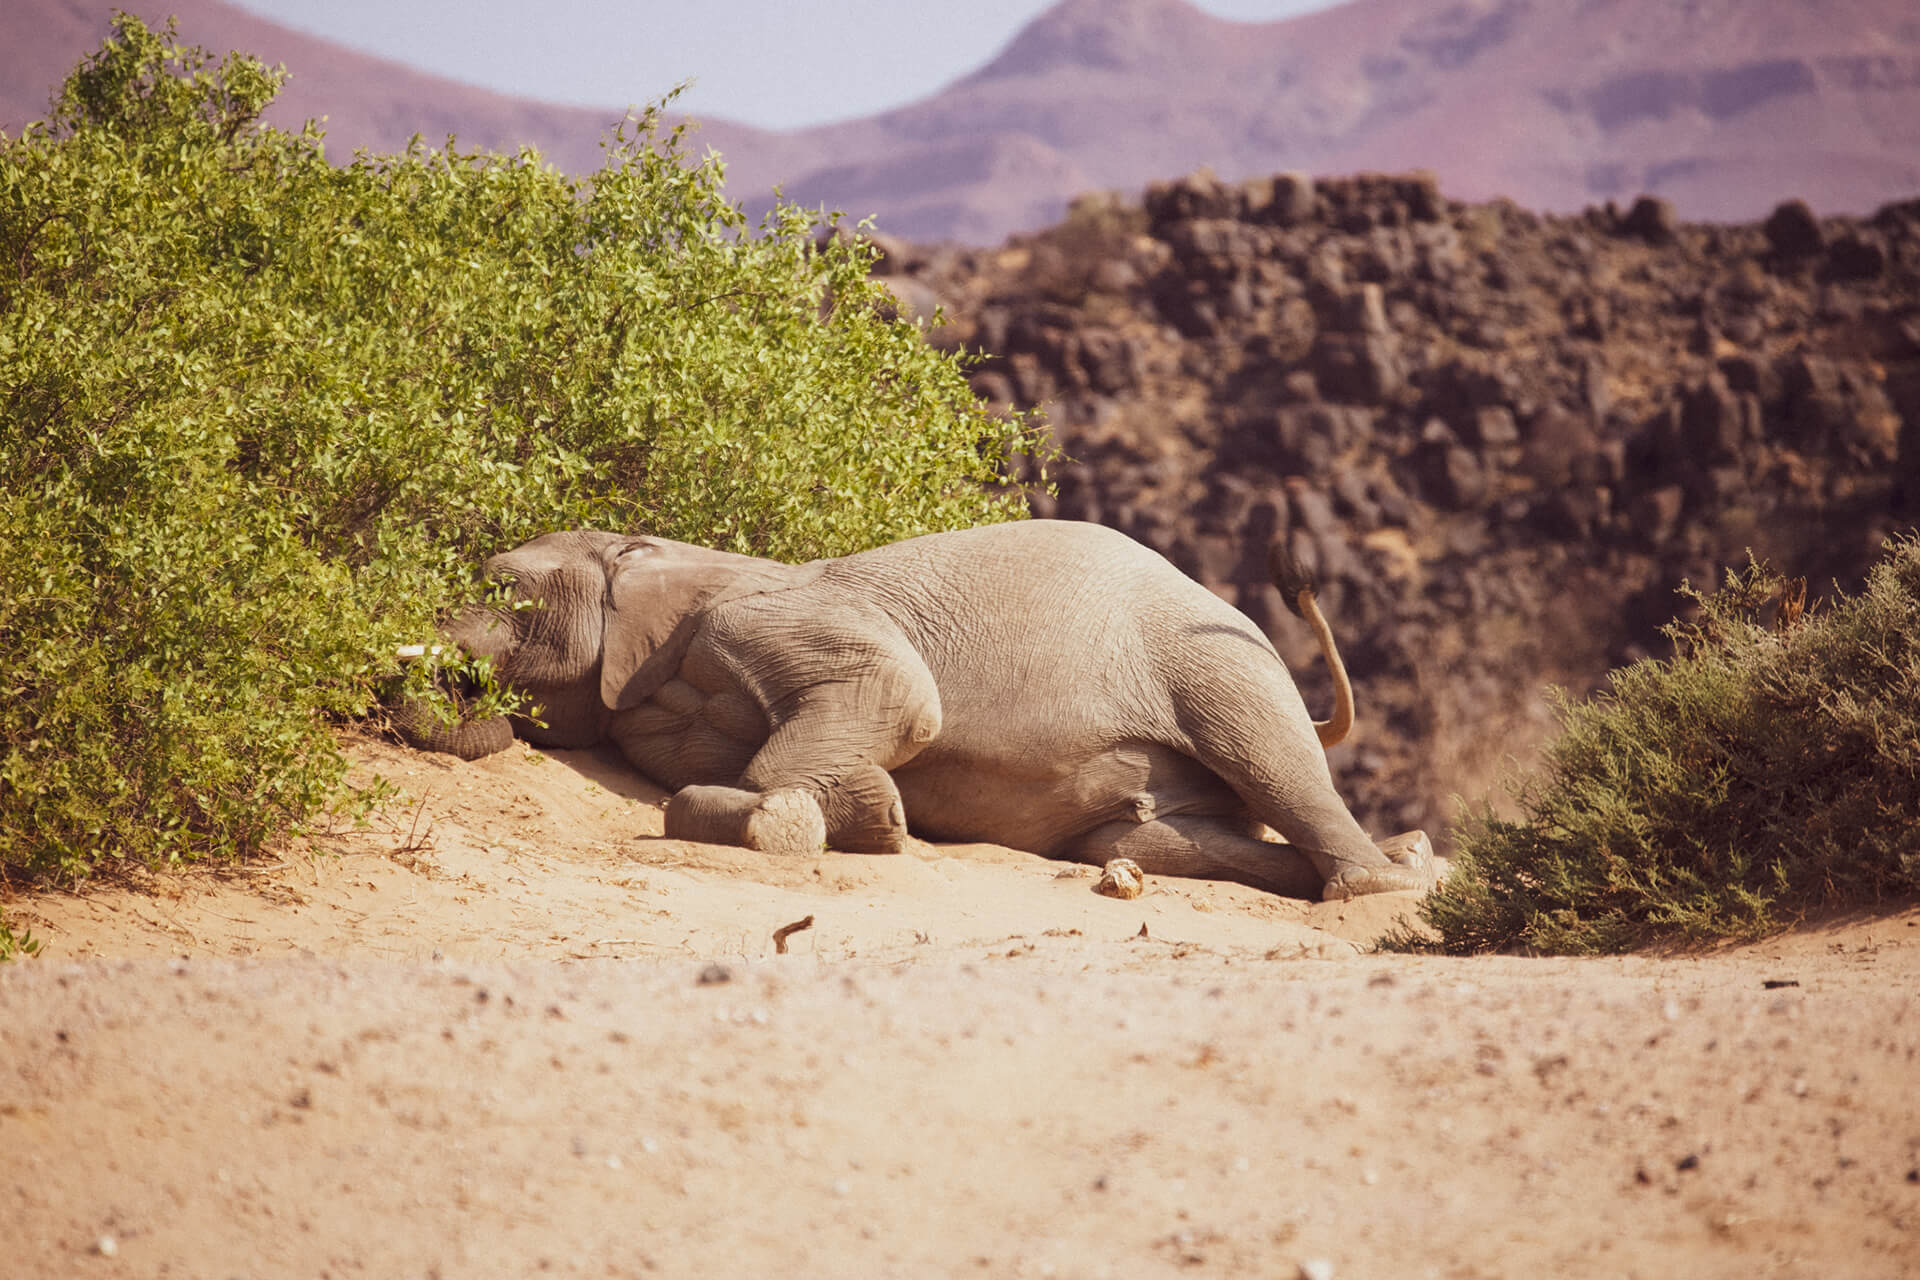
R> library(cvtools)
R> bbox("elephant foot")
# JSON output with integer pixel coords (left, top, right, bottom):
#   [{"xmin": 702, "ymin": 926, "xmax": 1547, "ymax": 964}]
[
  {"xmin": 744, "ymin": 789, "xmax": 829, "ymax": 856},
  {"xmin": 1321, "ymin": 829, "xmax": 1436, "ymax": 901},
  {"xmin": 665, "ymin": 786, "xmax": 826, "ymax": 856},
  {"xmin": 816, "ymin": 764, "xmax": 910, "ymax": 855}
]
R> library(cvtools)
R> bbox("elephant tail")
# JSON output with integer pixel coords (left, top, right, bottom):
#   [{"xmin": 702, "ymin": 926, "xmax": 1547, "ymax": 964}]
[{"xmin": 1266, "ymin": 542, "xmax": 1353, "ymax": 749}]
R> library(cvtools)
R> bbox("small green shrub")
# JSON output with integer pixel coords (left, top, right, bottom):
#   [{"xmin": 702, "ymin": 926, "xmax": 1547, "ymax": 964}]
[
  {"xmin": 1391, "ymin": 537, "xmax": 1920, "ymax": 954},
  {"xmin": 0, "ymin": 16, "xmax": 1047, "ymax": 889},
  {"xmin": 0, "ymin": 917, "xmax": 43, "ymax": 961}
]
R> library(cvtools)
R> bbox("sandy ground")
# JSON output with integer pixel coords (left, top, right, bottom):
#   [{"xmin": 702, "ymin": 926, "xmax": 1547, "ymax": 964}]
[{"xmin": 3, "ymin": 733, "xmax": 1918, "ymax": 1278}]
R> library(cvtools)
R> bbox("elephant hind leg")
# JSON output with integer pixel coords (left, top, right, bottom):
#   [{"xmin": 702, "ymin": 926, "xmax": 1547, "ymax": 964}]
[{"xmin": 1067, "ymin": 816, "xmax": 1324, "ymax": 899}]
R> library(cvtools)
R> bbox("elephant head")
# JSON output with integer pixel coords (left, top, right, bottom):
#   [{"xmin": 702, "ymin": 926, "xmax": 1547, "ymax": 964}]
[{"xmin": 434, "ymin": 530, "xmax": 789, "ymax": 749}]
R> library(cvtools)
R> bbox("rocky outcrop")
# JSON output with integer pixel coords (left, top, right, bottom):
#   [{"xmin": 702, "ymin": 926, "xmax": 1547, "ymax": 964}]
[{"xmin": 881, "ymin": 176, "xmax": 1920, "ymax": 842}]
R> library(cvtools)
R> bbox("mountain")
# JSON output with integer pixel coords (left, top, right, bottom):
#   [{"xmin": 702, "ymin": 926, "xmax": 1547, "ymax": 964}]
[
  {"xmin": 5, "ymin": 0, "xmax": 1920, "ymax": 242},
  {"xmin": 0, "ymin": 0, "xmax": 781, "ymax": 178}
]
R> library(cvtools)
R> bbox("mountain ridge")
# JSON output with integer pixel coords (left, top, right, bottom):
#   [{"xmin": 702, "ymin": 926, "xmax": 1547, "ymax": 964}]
[{"xmin": 5, "ymin": 0, "xmax": 1919, "ymax": 242}]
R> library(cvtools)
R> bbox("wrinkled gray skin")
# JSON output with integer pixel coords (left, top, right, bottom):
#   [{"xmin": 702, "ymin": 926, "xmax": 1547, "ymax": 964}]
[{"xmin": 440, "ymin": 520, "xmax": 1430, "ymax": 900}]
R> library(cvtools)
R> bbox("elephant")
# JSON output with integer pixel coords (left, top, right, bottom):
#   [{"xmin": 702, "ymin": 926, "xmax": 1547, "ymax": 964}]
[{"xmin": 400, "ymin": 519, "xmax": 1433, "ymax": 900}]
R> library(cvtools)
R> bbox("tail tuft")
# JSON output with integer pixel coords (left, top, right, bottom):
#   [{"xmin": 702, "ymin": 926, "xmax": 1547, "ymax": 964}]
[{"xmin": 1267, "ymin": 540, "xmax": 1317, "ymax": 619}]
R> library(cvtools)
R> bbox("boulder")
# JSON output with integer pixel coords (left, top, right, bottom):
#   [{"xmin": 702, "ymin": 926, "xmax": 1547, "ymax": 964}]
[
  {"xmin": 1620, "ymin": 195, "xmax": 1677, "ymax": 245},
  {"xmin": 1764, "ymin": 199, "xmax": 1824, "ymax": 259}
]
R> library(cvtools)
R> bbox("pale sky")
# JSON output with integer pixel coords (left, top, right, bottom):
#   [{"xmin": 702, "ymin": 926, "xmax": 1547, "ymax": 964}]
[{"xmin": 228, "ymin": 1, "xmax": 1348, "ymax": 130}]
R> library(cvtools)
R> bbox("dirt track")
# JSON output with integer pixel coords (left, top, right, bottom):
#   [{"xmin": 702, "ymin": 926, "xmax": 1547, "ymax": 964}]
[{"xmin": 4, "ymin": 736, "xmax": 1918, "ymax": 1277}]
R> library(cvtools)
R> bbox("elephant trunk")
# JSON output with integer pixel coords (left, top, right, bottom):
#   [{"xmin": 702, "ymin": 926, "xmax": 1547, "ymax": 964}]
[
  {"xmin": 441, "ymin": 604, "xmax": 516, "ymax": 666},
  {"xmin": 388, "ymin": 628, "xmax": 515, "ymax": 760}
]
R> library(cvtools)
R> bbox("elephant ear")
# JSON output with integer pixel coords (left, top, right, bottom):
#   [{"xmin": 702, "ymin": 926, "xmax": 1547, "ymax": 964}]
[{"xmin": 598, "ymin": 538, "xmax": 788, "ymax": 712}]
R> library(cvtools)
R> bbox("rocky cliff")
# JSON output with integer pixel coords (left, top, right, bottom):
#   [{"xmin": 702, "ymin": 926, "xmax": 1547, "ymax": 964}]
[{"xmin": 871, "ymin": 175, "xmax": 1920, "ymax": 840}]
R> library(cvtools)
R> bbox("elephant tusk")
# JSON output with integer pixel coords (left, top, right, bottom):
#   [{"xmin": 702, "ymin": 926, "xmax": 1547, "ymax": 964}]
[{"xmin": 395, "ymin": 644, "xmax": 446, "ymax": 662}]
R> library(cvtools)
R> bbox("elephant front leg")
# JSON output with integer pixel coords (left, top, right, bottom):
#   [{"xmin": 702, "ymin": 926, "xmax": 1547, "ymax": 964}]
[
  {"xmin": 662, "ymin": 772, "xmax": 908, "ymax": 856},
  {"xmin": 665, "ymin": 785, "xmax": 826, "ymax": 856},
  {"xmin": 816, "ymin": 764, "xmax": 910, "ymax": 855}
]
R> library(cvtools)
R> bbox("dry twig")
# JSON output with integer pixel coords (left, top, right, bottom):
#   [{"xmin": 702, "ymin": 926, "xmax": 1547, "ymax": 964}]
[{"xmin": 772, "ymin": 915, "xmax": 815, "ymax": 955}]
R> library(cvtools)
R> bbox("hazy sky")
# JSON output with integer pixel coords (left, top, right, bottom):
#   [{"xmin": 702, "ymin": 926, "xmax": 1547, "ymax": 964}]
[{"xmin": 229, "ymin": 0, "xmax": 1348, "ymax": 130}]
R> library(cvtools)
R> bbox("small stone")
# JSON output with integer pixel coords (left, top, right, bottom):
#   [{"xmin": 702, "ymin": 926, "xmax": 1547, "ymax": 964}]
[
  {"xmin": 697, "ymin": 963, "xmax": 732, "ymax": 986},
  {"xmin": 95, "ymin": 1236, "xmax": 118, "ymax": 1258},
  {"xmin": 1298, "ymin": 1259, "xmax": 1335, "ymax": 1280},
  {"xmin": 1095, "ymin": 858, "xmax": 1145, "ymax": 900}
]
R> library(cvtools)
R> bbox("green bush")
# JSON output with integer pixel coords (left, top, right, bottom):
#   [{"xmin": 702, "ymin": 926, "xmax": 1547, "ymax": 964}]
[
  {"xmin": 1393, "ymin": 538, "xmax": 1920, "ymax": 954},
  {"xmin": 0, "ymin": 16, "xmax": 1047, "ymax": 891}
]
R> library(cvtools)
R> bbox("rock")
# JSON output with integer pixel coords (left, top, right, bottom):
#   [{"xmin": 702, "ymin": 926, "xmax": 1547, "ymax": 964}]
[
  {"xmin": 1287, "ymin": 479, "xmax": 1341, "ymax": 537},
  {"xmin": 1266, "ymin": 172, "xmax": 1319, "ymax": 227},
  {"xmin": 1262, "ymin": 403, "xmax": 1370, "ymax": 475},
  {"xmin": 1521, "ymin": 403, "xmax": 1601, "ymax": 486},
  {"xmin": 1717, "ymin": 353, "xmax": 1777, "ymax": 401},
  {"xmin": 872, "ymin": 275, "xmax": 946, "ymax": 327},
  {"xmin": 1148, "ymin": 272, "xmax": 1222, "ymax": 338},
  {"xmin": 1089, "ymin": 258, "xmax": 1140, "ymax": 294},
  {"xmin": 1765, "ymin": 198, "xmax": 1824, "ymax": 258},
  {"xmin": 862, "ymin": 231, "xmax": 916, "ymax": 274},
  {"xmin": 1628, "ymin": 483, "xmax": 1689, "ymax": 548},
  {"xmin": 1075, "ymin": 329, "xmax": 1139, "ymax": 395},
  {"xmin": 1468, "ymin": 405, "xmax": 1520, "ymax": 448},
  {"xmin": 1095, "ymin": 858, "xmax": 1145, "ymax": 899},
  {"xmin": 1680, "ymin": 376, "xmax": 1759, "ymax": 462},
  {"xmin": 1411, "ymin": 441, "xmax": 1488, "ymax": 510},
  {"xmin": 1401, "ymin": 170, "xmax": 1445, "ymax": 223},
  {"xmin": 1824, "ymin": 232, "xmax": 1887, "ymax": 282},
  {"xmin": 1312, "ymin": 332, "xmax": 1404, "ymax": 404},
  {"xmin": 1621, "ymin": 195, "xmax": 1677, "ymax": 245},
  {"xmin": 1144, "ymin": 169, "xmax": 1235, "ymax": 228},
  {"xmin": 1329, "ymin": 465, "xmax": 1381, "ymax": 529},
  {"xmin": 1566, "ymin": 291, "xmax": 1611, "ymax": 340},
  {"xmin": 1534, "ymin": 486, "xmax": 1611, "ymax": 540},
  {"xmin": 1334, "ymin": 283, "xmax": 1391, "ymax": 336},
  {"xmin": 1164, "ymin": 218, "xmax": 1261, "ymax": 273}
]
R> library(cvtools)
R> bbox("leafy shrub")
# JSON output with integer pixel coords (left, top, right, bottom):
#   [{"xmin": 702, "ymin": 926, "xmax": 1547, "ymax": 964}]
[
  {"xmin": 0, "ymin": 17, "xmax": 1047, "ymax": 891},
  {"xmin": 1392, "ymin": 538, "xmax": 1920, "ymax": 954}
]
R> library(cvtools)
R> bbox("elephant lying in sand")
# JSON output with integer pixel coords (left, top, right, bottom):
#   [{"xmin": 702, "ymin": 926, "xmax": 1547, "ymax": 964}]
[{"xmin": 399, "ymin": 520, "xmax": 1433, "ymax": 900}]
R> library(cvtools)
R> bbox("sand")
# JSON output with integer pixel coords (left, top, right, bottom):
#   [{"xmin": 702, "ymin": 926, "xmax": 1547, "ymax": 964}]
[{"xmin": 3, "ymin": 733, "xmax": 1917, "ymax": 1278}]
